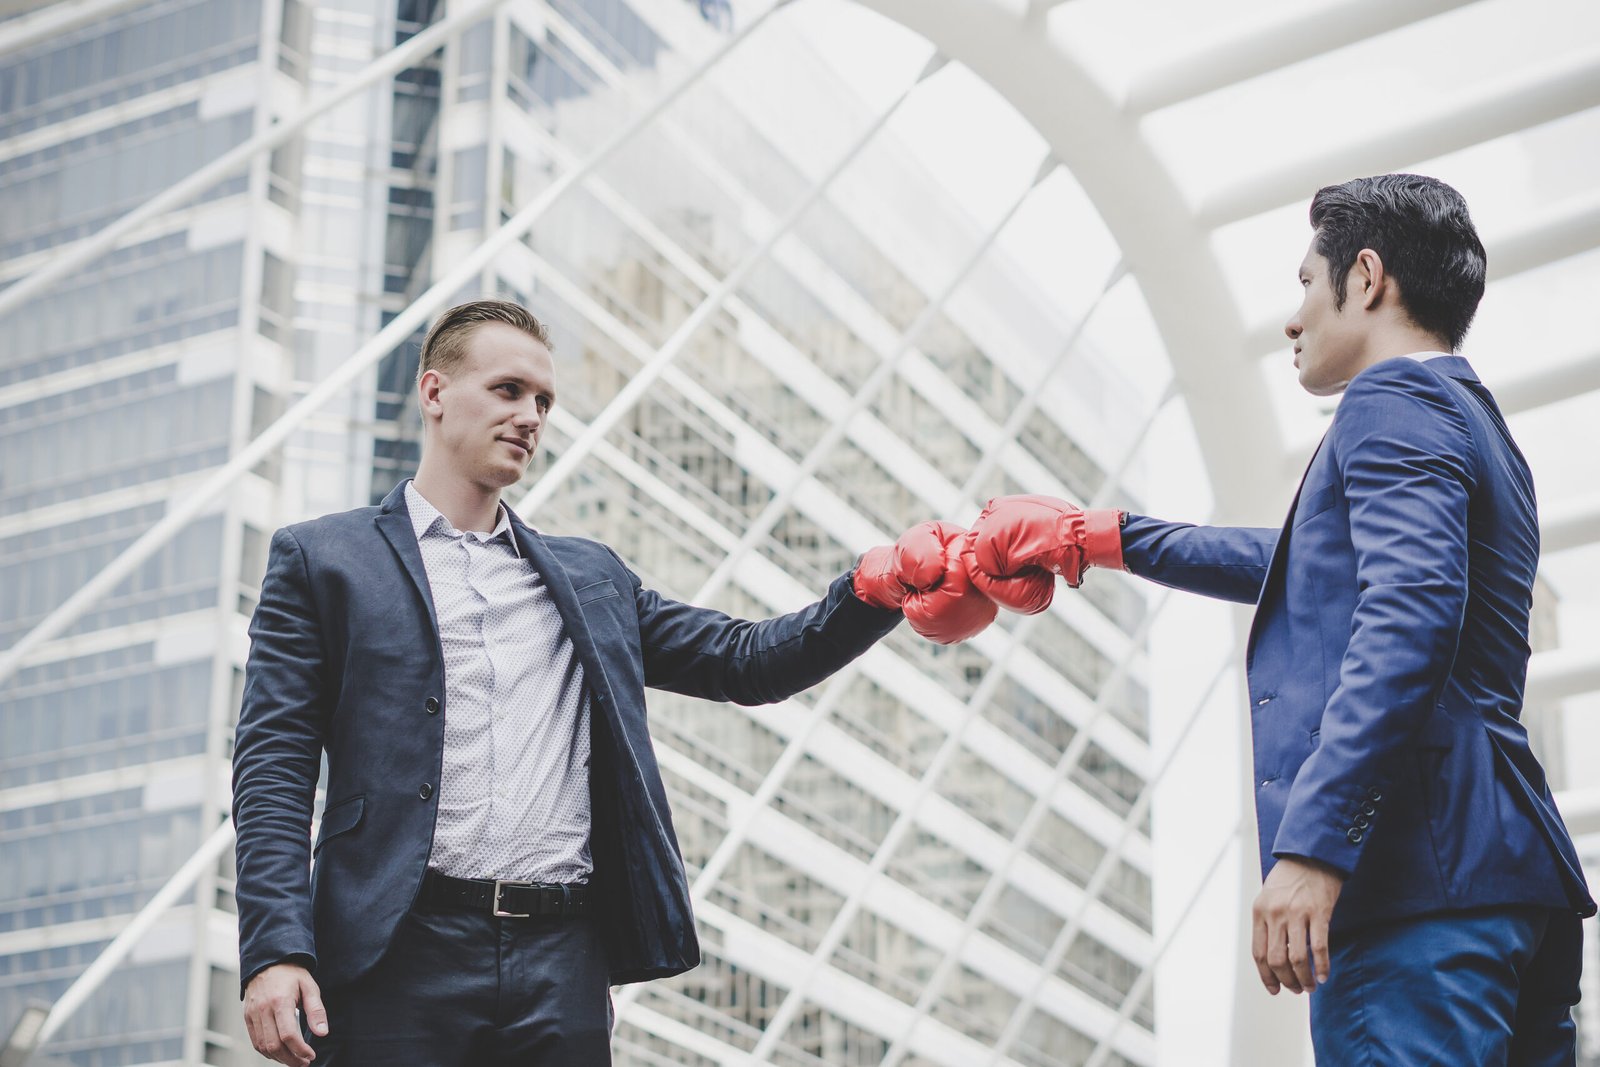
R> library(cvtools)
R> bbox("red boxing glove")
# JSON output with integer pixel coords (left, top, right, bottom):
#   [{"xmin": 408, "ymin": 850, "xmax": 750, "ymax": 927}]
[
  {"xmin": 897, "ymin": 520, "xmax": 997, "ymax": 644},
  {"xmin": 960, "ymin": 525, "xmax": 1055, "ymax": 615},
  {"xmin": 966, "ymin": 495, "xmax": 1124, "ymax": 592},
  {"xmin": 853, "ymin": 543, "xmax": 910, "ymax": 611}
]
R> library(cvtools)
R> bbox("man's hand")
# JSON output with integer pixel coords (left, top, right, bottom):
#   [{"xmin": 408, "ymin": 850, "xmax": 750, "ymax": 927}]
[
  {"xmin": 853, "ymin": 520, "xmax": 997, "ymax": 643},
  {"xmin": 852, "ymin": 542, "xmax": 914, "ymax": 612},
  {"xmin": 964, "ymin": 496, "xmax": 1123, "ymax": 602},
  {"xmin": 898, "ymin": 520, "xmax": 997, "ymax": 643},
  {"xmin": 243, "ymin": 963, "xmax": 327, "ymax": 1066},
  {"xmin": 1251, "ymin": 856, "xmax": 1345, "ymax": 995}
]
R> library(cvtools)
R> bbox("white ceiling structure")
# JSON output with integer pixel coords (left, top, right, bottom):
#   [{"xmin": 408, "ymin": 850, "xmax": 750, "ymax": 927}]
[{"xmin": 4, "ymin": 1, "xmax": 1596, "ymax": 1062}]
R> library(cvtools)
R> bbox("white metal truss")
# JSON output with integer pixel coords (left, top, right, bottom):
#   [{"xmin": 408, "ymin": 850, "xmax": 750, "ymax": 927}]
[
  {"xmin": 514, "ymin": 51, "xmax": 949, "ymax": 517},
  {"xmin": 0, "ymin": 0, "xmax": 155, "ymax": 60},
  {"xmin": 1243, "ymin": 189, "xmax": 1600, "ymax": 357},
  {"xmin": 0, "ymin": 0, "xmax": 793, "ymax": 692},
  {"xmin": 33, "ymin": 816, "xmax": 237, "ymax": 1048},
  {"xmin": 0, "ymin": 0, "xmax": 518, "ymax": 315},
  {"xmin": 885, "ymin": 488, "xmax": 1206, "ymax": 1066},
  {"xmin": 1195, "ymin": 45, "xmax": 1600, "ymax": 226},
  {"xmin": 741, "ymin": 281, "xmax": 1148, "ymax": 1062},
  {"xmin": 1079, "ymin": 814, "xmax": 1248, "ymax": 1067},
  {"xmin": 985, "ymin": 655, "xmax": 1237, "ymax": 1066},
  {"xmin": 11, "ymin": 1, "xmax": 1600, "ymax": 1064},
  {"xmin": 1496, "ymin": 345, "xmax": 1600, "ymax": 414},
  {"xmin": 611, "ymin": 172, "xmax": 1126, "ymax": 1040},
  {"xmin": 0, "ymin": 0, "xmax": 795, "ymax": 1044},
  {"xmin": 850, "ymin": 4, "xmax": 1600, "ymax": 1065},
  {"xmin": 1118, "ymin": 0, "xmax": 1475, "ymax": 115}
]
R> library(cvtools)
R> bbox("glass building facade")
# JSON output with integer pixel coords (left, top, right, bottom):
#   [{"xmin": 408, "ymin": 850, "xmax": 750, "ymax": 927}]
[{"xmin": 1, "ymin": 1, "xmax": 1158, "ymax": 1064}]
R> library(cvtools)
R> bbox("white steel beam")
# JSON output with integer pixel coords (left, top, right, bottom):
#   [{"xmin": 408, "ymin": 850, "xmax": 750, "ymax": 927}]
[
  {"xmin": 1526, "ymin": 646, "xmax": 1600, "ymax": 705},
  {"xmin": 747, "ymin": 380, "xmax": 1164, "ymax": 1063},
  {"xmin": 746, "ymin": 601, "xmax": 1127, "ymax": 1062},
  {"xmin": 0, "ymin": 0, "xmax": 518, "ymax": 319},
  {"xmin": 513, "ymin": 52, "xmax": 946, "ymax": 520},
  {"xmin": 687, "ymin": 152, "xmax": 1054, "ymax": 606},
  {"xmin": 857, "ymin": 0, "xmax": 1284, "ymax": 528},
  {"xmin": 34, "ymin": 818, "xmax": 235, "ymax": 1048},
  {"xmin": 1497, "ymin": 346, "xmax": 1600, "ymax": 415},
  {"xmin": 0, "ymin": 0, "xmax": 151, "ymax": 60},
  {"xmin": 612, "ymin": 175, "xmax": 1121, "ymax": 1039},
  {"xmin": 1121, "ymin": 0, "xmax": 1474, "ymax": 115},
  {"xmin": 883, "ymin": 636, "xmax": 1227, "ymax": 1067},
  {"xmin": 1489, "ymin": 190, "xmax": 1600, "ymax": 281},
  {"xmin": 0, "ymin": 0, "xmax": 791, "ymax": 691},
  {"xmin": 1542, "ymin": 493, "xmax": 1600, "ymax": 555},
  {"xmin": 1196, "ymin": 47, "xmax": 1600, "ymax": 228},
  {"xmin": 1079, "ymin": 817, "xmax": 1247, "ymax": 1067},
  {"xmin": 1555, "ymin": 786, "xmax": 1600, "ymax": 839}
]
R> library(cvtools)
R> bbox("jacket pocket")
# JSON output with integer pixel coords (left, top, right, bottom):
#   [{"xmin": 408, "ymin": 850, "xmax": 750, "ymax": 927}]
[
  {"xmin": 314, "ymin": 794, "xmax": 365, "ymax": 854},
  {"xmin": 575, "ymin": 578, "xmax": 620, "ymax": 605}
]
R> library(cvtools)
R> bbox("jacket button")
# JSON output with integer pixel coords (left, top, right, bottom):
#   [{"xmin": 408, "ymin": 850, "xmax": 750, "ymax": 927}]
[
  {"xmin": 1368, "ymin": 788, "xmax": 1382, "ymax": 802},
  {"xmin": 419, "ymin": 783, "xmax": 433, "ymax": 800},
  {"xmin": 425, "ymin": 697, "xmax": 439, "ymax": 714},
  {"xmin": 1255, "ymin": 696, "xmax": 1271, "ymax": 707},
  {"xmin": 1361, "ymin": 802, "xmax": 1376, "ymax": 816},
  {"xmin": 1346, "ymin": 827, "xmax": 1364, "ymax": 844},
  {"xmin": 1354, "ymin": 814, "xmax": 1370, "ymax": 829}
]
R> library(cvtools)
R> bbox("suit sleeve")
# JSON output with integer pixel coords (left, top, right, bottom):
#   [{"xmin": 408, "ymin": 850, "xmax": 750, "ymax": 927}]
[
  {"xmin": 1119, "ymin": 514, "xmax": 1278, "ymax": 604},
  {"xmin": 608, "ymin": 548, "xmax": 902, "ymax": 705},
  {"xmin": 232, "ymin": 528, "xmax": 329, "ymax": 994},
  {"xmin": 1272, "ymin": 361, "xmax": 1476, "ymax": 875}
]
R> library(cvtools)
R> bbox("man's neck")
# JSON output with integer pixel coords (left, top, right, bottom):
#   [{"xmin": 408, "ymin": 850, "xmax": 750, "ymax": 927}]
[
  {"xmin": 1352, "ymin": 326, "xmax": 1455, "ymax": 378},
  {"xmin": 410, "ymin": 464, "xmax": 502, "ymax": 534}
]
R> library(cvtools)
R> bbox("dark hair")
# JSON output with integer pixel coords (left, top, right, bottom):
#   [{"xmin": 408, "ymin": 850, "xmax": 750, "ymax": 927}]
[
  {"xmin": 1309, "ymin": 174, "xmax": 1486, "ymax": 350},
  {"xmin": 417, "ymin": 299, "xmax": 552, "ymax": 383}
]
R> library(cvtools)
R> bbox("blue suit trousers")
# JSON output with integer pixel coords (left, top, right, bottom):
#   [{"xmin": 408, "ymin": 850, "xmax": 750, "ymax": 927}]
[{"xmin": 1309, "ymin": 907, "xmax": 1583, "ymax": 1066}]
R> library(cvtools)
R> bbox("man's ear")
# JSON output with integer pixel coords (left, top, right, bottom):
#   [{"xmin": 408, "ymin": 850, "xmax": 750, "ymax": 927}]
[
  {"xmin": 417, "ymin": 369, "xmax": 444, "ymax": 420},
  {"xmin": 1352, "ymin": 248, "xmax": 1387, "ymax": 311}
]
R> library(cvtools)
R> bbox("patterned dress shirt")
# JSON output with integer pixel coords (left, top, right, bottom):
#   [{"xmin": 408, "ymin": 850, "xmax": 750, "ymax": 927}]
[{"xmin": 405, "ymin": 480, "xmax": 592, "ymax": 884}]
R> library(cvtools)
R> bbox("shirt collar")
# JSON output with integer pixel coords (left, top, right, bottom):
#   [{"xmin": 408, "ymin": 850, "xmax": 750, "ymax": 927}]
[{"xmin": 404, "ymin": 480, "xmax": 521, "ymax": 558}]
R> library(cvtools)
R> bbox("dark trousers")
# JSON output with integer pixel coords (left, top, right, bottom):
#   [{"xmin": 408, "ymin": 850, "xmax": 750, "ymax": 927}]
[
  {"xmin": 307, "ymin": 905, "xmax": 612, "ymax": 1066},
  {"xmin": 1310, "ymin": 906, "xmax": 1583, "ymax": 1067}
]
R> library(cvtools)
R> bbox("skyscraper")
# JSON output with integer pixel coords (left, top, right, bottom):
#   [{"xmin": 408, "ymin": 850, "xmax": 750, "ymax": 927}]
[{"xmin": 0, "ymin": 2, "xmax": 1156, "ymax": 1064}]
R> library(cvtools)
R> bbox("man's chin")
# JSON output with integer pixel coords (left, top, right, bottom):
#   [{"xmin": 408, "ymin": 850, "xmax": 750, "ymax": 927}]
[
  {"xmin": 1298, "ymin": 368, "xmax": 1338, "ymax": 398},
  {"xmin": 484, "ymin": 462, "xmax": 529, "ymax": 489}
]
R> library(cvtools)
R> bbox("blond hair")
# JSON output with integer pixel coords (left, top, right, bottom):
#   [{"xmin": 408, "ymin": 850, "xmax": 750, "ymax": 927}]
[{"xmin": 416, "ymin": 299, "xmax": 552, "ymax": 383}]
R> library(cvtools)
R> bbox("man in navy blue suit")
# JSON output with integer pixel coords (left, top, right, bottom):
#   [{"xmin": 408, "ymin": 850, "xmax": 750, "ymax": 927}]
[
  {"xmin": 231, "ymin": 300, "xmax": 1000, "ymax": 1065},
  {"xmin": 966, "ymin": 174, "xmax": 1594, "ymax": 1063}
]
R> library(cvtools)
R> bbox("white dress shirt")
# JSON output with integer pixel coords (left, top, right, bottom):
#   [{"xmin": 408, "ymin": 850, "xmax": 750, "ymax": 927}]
[{"xmin": 405, "ymin": 481, "xmax": 592, "ymax": 884}]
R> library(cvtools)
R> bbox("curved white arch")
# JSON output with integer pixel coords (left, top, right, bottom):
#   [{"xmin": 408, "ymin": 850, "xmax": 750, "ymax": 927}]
[{"xmin": 852, "ymin": 0, "xmax": 1286, "ymax": 523}]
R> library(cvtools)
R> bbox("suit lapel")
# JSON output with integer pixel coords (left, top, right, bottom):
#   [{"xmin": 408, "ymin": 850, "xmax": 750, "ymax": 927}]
[
  {"xmin": 511, "ymin": 519, "xmax": 613, "ymax": 702},
  {"xmin": 1246, "ymin": 436, "xmax": 1327, "ymax": 662},
  {"xmin": 375, "ymin": 483, "xmax": 440, "ymax": 637}
]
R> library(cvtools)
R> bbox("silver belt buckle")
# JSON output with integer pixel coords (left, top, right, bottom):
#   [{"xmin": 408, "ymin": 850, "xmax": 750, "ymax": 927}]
[{"xmin": 492, "ymin": 879, "xmax": 532, "ymax": 918}]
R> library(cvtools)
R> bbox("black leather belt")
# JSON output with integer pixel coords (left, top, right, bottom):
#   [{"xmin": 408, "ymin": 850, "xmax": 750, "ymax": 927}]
[{"xmin": 420, "ymin": 869, "xmax": 591, "ymax": 918}]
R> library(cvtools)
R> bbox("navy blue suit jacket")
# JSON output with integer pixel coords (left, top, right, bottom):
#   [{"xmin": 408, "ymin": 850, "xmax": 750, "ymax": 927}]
[
  {"xmin": 232, "ymin": 481, "xmax": 902, "ymax": 992},
  {"xmin": 1120, "ymin": 355, "xmax": 1593, "ymax": 930}
]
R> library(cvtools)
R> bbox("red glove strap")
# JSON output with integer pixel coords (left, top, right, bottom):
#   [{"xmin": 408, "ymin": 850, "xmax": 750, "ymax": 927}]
[{"xmin": 1081, "ymin": 509, "xmax": 1125, "ymax": 573}]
